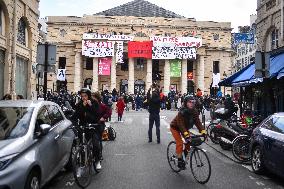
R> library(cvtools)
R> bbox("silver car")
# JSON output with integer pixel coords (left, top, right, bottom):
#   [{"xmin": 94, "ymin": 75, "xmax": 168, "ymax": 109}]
[{"xmin": 0, "ymin": 100, "xmax": 75, "ymax": 189}]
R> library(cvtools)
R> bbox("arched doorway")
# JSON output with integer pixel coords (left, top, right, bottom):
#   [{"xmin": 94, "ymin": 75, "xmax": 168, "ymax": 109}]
[
  {"xmin": 120, "ymin": 79, "xmax": 128, "ymax": 95},
  {"xmin": 84, "ymin": 78, "xmax": 93, "ymax": 89},
  {"xmin": 134, "ymin": 80, "xmax": 145, "ymax": 95}
]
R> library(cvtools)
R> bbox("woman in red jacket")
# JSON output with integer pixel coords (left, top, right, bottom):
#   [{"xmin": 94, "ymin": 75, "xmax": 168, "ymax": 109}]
[{"xmin": 116, "ymin": 96, "xmax": 126, "ymax": 122}]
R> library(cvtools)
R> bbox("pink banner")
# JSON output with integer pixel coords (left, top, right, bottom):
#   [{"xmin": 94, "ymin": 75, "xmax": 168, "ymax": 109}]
[{"xmin": 98, "ymin": 58, "xmax": 111, "ymax": 76}]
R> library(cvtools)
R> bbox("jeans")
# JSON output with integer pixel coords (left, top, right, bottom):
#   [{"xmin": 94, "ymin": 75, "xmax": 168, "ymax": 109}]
[{"xmin": 148, "ymin": 113, "xmax": 160, "ymax": 141}]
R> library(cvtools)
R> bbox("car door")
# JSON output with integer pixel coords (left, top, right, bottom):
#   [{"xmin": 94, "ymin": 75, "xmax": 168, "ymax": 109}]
[
  {"xmin": 48, "ymin": 105, "xmax": 73, "ymax": 168},
  {"xmin": 267, "ymin": 116, "xmax": 284, "ymax": 174},
  {"xmin": 35, "ymin": 106, "xmax": 60, "ymax": 181}
]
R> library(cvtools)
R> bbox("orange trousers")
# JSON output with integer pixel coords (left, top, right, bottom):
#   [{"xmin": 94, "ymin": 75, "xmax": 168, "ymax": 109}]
[{"xmin": 170, "ymin": 127, "xmax": 190, "ymax": 154}]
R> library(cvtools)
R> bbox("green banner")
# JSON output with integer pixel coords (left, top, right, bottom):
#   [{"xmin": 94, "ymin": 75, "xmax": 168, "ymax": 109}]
[{"xmin": 170, "ymin": 59, "xmax": 182, "ymax": 77}]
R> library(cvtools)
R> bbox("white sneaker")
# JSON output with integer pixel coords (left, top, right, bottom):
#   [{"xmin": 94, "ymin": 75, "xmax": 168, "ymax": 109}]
[
  {"xmin": 77, "ymin": 167, "xmax": 84, "ymax": 177},
  {"xmin": 96, "ymin": 161, "xmax": 102, "ymax": 170}
]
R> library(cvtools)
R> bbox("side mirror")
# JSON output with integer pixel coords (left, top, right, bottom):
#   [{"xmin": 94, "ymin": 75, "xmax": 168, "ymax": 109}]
[{"xmin": 38, "ymin": 124, "xmax": 51, "ymax": 137}]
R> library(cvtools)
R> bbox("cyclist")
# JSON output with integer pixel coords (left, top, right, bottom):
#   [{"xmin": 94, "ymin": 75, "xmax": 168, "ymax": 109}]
[
  {"xmin": 170, "ymin": 95, "xmax": 206, "ymax": 170},
  {"xmin": 92, "ymin": 92, "xmax": 112, "ymax": 168},
  {"xmin": 72, "ymin": 88, "xmax": 102, "ymax": 170}
]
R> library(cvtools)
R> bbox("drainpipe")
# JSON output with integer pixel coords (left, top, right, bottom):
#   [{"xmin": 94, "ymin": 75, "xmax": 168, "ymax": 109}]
[{"xmin": 10, "ymin": 0, "xmax": 17, "ymax": 99}]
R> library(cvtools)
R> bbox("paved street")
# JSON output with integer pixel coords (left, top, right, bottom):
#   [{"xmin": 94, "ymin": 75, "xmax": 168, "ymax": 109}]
[{"xmin": 44, "ymin": 111, "xmax": 284, "ymax": 189}]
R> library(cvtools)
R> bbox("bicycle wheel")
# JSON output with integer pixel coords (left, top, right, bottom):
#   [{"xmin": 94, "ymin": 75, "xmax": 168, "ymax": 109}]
[
  {"xmin": 209, "ymin": 127, "xmax": 221, "ymax": 144},
  {"xmin": 108, "ymin": 126, "xmax": 116, "ymax": 141},
  {"xmin": 190, "ymin": 147, "xmax": 211, "ymax": 184},
  {"xmin": 232, "ymin": 135, "xmax": 251, "ymax": 162},
  {"xmin": 167, "ymin": 141, "xmax": 181, "ymax": 173},
  {"xmin": 206, "ymin": 123, "xmax": 215, "ymax": 139},
  {"xmin": 72, "ymin": 146, "xmax": 92, "ymax": 188}
]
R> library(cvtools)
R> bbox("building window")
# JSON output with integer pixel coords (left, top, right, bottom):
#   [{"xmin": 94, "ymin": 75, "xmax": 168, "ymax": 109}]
[
  {"xmin": 121, "ymin": 52, "xmax": 129, "ymax": 71},
  {"xmin": 135, "ymin": 58, "xmax": 146, "ymax": 71},
  {"xmin": 266, "ymin": 0, "xmax": 276, "ymax": 11},
  {"xmin": 17, "ymin": 18, "xmax": 26, "ymax": 46},
  {"xmin": 213, "ymin": 61, "xmax": 220, "ymax": 74},
  {"xmin": 86, "ymin": 58, "xmax": 93, "ymax": 70},
  {"xmin": 271, "ymin": 29, "xmax": 279, "ymax": 49},
  {"xmin": 59, "ymin": 57, "xmax": 66, "ymax": 69}
]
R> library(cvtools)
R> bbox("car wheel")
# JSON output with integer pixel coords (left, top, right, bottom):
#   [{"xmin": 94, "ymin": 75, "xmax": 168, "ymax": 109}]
[
  {"xmin": 25, "ymin": 170, "xmax": 41, "ymax": 189},
  {"xmin": 65, "ymin": 141, "xmax": 76, "ymax": 171},
  {"xmin": 251, "ymin": 146, "xmax": 265, "ymax": 174}
]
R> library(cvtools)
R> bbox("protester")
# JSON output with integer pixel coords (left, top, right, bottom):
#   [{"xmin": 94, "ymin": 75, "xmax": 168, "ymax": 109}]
[
  {"xmin": 116, "ymin": 96, "xmax": 126, "ymax": 122},
  {"xmin": 148, "ymin": 88, "xmax": 161, "ymax": 143},
  {"xmin": 2, "ymin": 94, "xmax": 12, "ymax": 100}
]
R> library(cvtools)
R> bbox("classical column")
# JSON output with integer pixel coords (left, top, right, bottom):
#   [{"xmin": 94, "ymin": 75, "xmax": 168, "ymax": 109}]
[
  {"xmin": 92, "ymin": 58, "xmax": 99, "ymax": 92},
  {"xmin": 164, "ymin": 59, "xmax": 171, "ymax": 95},
  {"xmin": 128, "ymin": 58, "xmax": 135, "ymax": 94},
  {"xmin": 10, "ymin": 0, "xmax": 17, "ymax": 99},
  {"xmin": 74, "ymin": 51, "xmax": 82, "ymax": 92},
  {"xmin": 146, "ymin": 58, "xmax": 152, "ymax": 91},
  {"xmin": 181, "ymin": 59, "xmax": 188, "ymax": 94},
  {"xmin": 111, "ymin": 56, "xmax": 117, "ymax": 91},
  {"xmin": 198, "ymin": 56, "xmax": 205, "ymax": 92}
]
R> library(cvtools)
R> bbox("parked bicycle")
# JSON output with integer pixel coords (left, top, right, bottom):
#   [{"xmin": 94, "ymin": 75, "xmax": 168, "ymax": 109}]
[
  {"xmin": 71, "ymin": 123, "xmax": 101, "ymax": 188},
  {"xmin": 167, "ymin": 132, "xmax": 211, "ymax": 184}
]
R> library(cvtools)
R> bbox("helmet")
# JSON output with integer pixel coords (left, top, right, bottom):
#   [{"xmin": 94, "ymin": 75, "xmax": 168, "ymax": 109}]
[
  {"xmin": 183, "ymin": 95, "xmax": 195, "ymax": 106},
  {"xmin": 79, "ymin": 88, "xmax": 92, "ymax": 98}
]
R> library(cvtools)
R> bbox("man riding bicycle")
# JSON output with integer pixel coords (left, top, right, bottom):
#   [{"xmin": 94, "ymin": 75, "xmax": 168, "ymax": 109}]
[
  {"xmin": 72, "ymin": 88, "xmax": 102, "ymax": 170},
  {"xmin": 170, "ymin": 95, "xmax": 206, "ymax": 170}
]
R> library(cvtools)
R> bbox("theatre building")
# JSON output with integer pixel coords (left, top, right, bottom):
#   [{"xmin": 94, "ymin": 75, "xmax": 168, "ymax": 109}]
[{"xmin": 45, "ymin": 0, "xmax": 234, "ymax": 95}]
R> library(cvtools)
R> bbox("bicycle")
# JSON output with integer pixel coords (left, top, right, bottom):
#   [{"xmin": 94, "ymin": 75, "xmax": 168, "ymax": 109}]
[
  {"xmin": 71, "ymin": 123, "xmax": 101, "ymax": 189},
  {"xmin": 167, "ymin": 132, "xmax": 211, "ymax": 184}
]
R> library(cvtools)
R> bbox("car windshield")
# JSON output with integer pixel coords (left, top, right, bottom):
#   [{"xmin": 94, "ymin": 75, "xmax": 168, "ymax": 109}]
[
  {"xmin": 0, "ymin": 107, "xmax": 34, "ymax": 140},
  {"xmin": 273, "ymin": 116, "xmax": 284, "ymax": 134}
]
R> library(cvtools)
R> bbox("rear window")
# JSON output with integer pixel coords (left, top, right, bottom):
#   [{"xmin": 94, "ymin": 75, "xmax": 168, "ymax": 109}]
[{"xmin": 0, "ymin": 107, "xmax": 34, "ymax": 140}]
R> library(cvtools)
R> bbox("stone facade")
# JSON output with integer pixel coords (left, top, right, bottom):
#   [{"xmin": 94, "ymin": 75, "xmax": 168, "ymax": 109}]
[
  {"xmin": 0, "ymin": 0, "xmax": 40, "ymax": 99},
  {"xmin": 256, "ymin": 0, "xmax": 284, "ymax": 51},
  {"xmin": 45, "ymin": 14, "xmax": 234, "ymax": 95}
]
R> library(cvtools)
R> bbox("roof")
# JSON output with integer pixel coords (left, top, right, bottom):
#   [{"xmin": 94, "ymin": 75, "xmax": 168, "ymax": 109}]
[
  {"xmin": 0, "ymin": 100, "xmax": 46, "ymax": 108},
  {"xmin": 95, "ymin": 0, "xmax": 185, "ymax": 18}
]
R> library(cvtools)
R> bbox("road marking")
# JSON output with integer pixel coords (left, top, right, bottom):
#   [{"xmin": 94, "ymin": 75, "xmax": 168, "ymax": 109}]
[
  {"xmin": 256, "ymin": 181, "xmax": 265, "ymax": 186},
  {"xmin": 114, "ymin": 153, "xmax": 135, "ymax": 156},
  {"xmin": 65, "ymin": 181, "xmax": 75, "ymax": 186},
  {"xmin": 242, "ymin": 164, "xmax": 253, "ymax": 172}
]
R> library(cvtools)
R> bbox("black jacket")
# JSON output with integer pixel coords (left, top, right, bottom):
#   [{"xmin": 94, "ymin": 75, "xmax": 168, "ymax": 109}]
[
  {"xmin": 148, "ymin": 92, "xmax": 160, "ymax": 114},
  {"xmin": 72, "ymin": 100, "xmax": 100, "ymax": 125}
]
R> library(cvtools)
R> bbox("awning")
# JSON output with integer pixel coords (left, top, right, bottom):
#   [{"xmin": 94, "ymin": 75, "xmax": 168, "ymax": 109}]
[
  {"xmin": 270, "ymin": 53, "xmax": 284, "ymax": 79},
  {"xmin": 232, "ymin": 63, "xmax": 255, "ymax": 86},
  {"xmin": 218, "ymin": 63, "xmax": 254, "ymax": 87}
]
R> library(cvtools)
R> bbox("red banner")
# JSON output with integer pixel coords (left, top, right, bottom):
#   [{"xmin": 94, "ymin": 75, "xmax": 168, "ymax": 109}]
[
  {"xmin": 187, "ymin": 72, "xmax": 193, "ymax": 80},
  {"xmin": 98, "ymin": 58, "xmax": 111, "ymax": 76},
  {"xmin": 128, "ymin": 41, "xmax": 153, "ymax": 59}
]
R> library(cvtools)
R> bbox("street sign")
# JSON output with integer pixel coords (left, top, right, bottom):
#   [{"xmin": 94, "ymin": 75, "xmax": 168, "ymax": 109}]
[{"xmin": 36, "ymin": 44, "xmax": 57, "ymax": 65}]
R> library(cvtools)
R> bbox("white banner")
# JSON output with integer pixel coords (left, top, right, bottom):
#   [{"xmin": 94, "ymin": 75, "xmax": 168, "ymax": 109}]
[
  {"xmin": 150, "ymin": 36, "xmax": 202, "ymax": 48},
  {"xmin": 152, "ymin": 46, "xmax": 176, "ymax": 59},
  {"xmin": 176, "ymin": 48, "xmax": 196, "ymax": 59},
  {"xmin": 82, "ymin": 41, "xmax": 114, "ymax": 57},
  {"xmin": 116, "ymin": 41, "xmax": 124, "ymax": 63},
  {"xmin": 83, "ymin": 33, "xmax": 135, "ymax": 41},
  {"xmin": 57, "ymin": 69, "xmax": 66, "ymax": 81},
  {"xmin": 212, "ymin": 73, "xmax": 221, "ymax": 88}
]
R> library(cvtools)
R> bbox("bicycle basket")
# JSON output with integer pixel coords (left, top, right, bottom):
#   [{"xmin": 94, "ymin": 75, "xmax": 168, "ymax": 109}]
[{"xmin": 190, "ymin": 137, "xmax": 203, "ymax": 147}]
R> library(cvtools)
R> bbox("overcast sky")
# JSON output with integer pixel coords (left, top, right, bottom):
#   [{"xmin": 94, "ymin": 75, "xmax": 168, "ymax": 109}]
[{"xmin": 39, "ymin": 0, "xmax": 257, "ymax": 32}]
